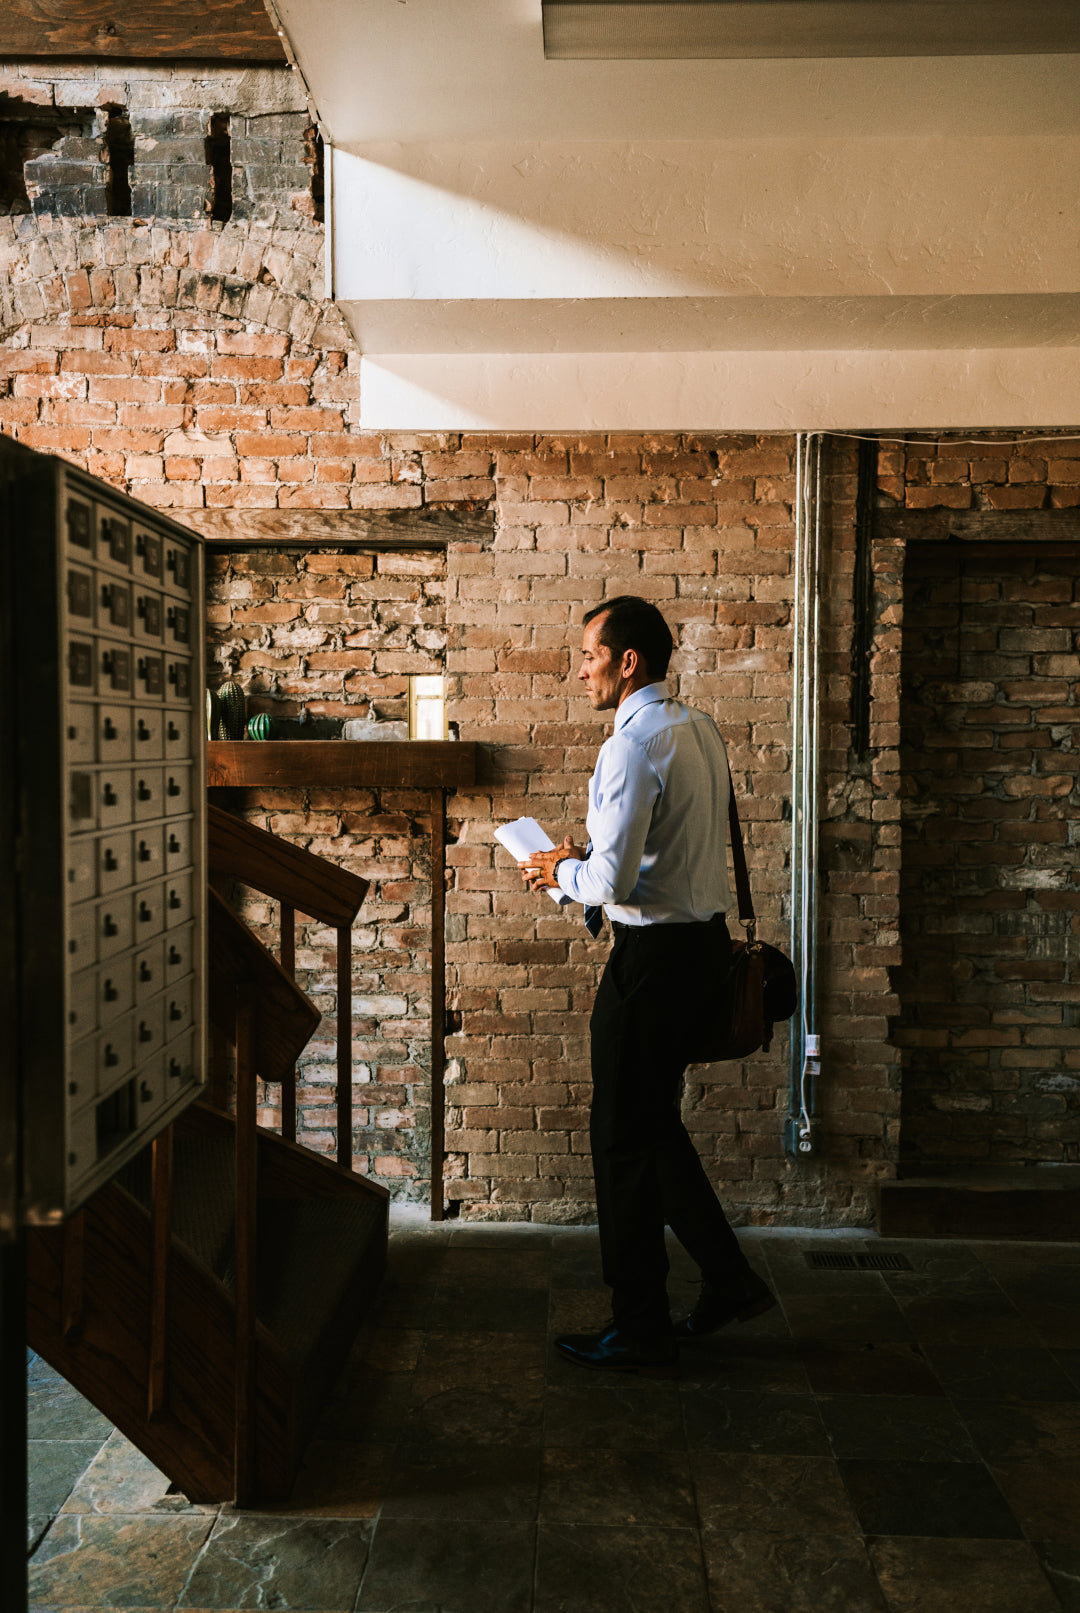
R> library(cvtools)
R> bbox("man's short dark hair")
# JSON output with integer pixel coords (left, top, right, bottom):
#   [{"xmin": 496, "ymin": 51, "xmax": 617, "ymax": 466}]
[{"xmin": 583, "ymin": 595, "xmax": 673, "ymax": 681}]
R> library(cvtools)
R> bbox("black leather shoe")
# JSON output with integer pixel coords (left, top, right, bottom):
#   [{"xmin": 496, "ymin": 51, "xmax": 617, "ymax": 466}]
[
  {"xmin": 555, "ymin": 1323, "xmax": 680, "ymax": 1378},
  {"xmin": 675, "ymin": 1270, "xmax": 777, "ymax": 1338}
]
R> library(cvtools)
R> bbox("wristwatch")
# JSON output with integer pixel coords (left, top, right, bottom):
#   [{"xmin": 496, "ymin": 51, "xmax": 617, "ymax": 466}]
[{"xmin": 550, "ymin": 855, "xmax": 572, "ymax": 884}]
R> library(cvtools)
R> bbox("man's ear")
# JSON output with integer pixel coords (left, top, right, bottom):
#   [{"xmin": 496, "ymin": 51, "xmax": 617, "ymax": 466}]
[{"xmin": 621, "ymin": 646, "xmax": 639, "ymax": 680}]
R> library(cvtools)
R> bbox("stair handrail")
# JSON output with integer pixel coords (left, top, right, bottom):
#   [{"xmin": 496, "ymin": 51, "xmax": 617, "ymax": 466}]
[
  {"xmin": 207, "ymin": 804, "xmax": 363, "ymax": 1166},
  {"xmin": 207, "ymin": 802, "xmax": 368, "ymax": 927}
]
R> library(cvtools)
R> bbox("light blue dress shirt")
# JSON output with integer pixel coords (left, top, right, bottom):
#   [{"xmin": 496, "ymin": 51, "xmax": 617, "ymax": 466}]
[{"xmin": 556, "ymin": 682, "xmax": 733, "ymax": 926}]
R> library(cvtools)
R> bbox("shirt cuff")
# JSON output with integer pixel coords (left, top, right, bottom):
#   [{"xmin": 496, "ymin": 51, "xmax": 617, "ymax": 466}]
[{"xmin": 555, "ymin": 856, "xmax": 582, "ymax": 900}]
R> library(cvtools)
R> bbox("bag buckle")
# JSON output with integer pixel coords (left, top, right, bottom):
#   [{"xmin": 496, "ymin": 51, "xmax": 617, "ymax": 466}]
[{"xmin": 742, "ymin": 918, "xmax": 758, "ymax": 946}]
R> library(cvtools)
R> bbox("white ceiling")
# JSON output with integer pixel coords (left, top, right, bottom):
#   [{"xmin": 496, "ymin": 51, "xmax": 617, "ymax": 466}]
[
  {"xmin": 273, "ymin": 0, "xmax": 1080, "ymax": 427},
  {"xmin": 274, "ymin": 0, "xmax": 1079, "ymax": 145}
]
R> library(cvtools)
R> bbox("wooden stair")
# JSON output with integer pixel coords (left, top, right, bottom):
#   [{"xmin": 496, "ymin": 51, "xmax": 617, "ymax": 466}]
[{"xmin": 26, "ymin": 805, "xmax": 386, "ymax": 1504}]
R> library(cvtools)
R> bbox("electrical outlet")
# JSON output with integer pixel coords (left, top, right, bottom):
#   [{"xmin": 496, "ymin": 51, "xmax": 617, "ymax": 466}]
[{"xmin": 784, "ymin": 1115, "xmax": 818, "ymax": 1157}]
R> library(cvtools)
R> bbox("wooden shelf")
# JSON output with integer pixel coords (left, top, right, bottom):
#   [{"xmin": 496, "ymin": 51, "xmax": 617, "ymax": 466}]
[{"xmin": 206, "ymin": 741, "xmax": 478, "ymax": 790}]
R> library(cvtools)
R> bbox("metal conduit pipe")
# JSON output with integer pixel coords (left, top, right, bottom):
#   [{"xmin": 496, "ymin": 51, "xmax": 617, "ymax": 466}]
[{"xmin": 786, "ymin": 433, "xmax": 823, "ymax": 1158}]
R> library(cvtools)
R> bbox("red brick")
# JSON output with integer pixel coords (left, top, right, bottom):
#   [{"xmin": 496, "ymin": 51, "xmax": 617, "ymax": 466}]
[
  {"xmin": 423, "ymin": 451, "xmax": 494, "ymax": 478},
  {"xmin": 104, "ymin": 328, "xmax": 175, "ymax": 353},
  {"xmin": 269, "ymin": 407, "xmax": 344, "ymax": 432},
  {"xmin": 135, "ymin": 354, "xmax": 208, "ymax": 378},
  {"xmin": 65, "ymin": 270, "xmax": 92, "ymax": 312},
  {"xmin": 983, "ymin": 486, "xmax": 1048, "ymax": 510},
  {"xmin": 51, "ymin": 400, "xmax": 114, "ymax": 429},
  {"xmin": 215, "ymin": 332, "xmax": 291, "ymax": 356},
  {"xmin": 196, "ymin": 407, "xmax": 267, "ymax": 431},
  {"xmin": 60, "ymin": 352, "xmax": 133, "ymax": 377},
  {"xmin": 0, "ymin": 351, "xmax": 58, "ymax": 377},
  {"xmin": 239, "ymin": 384, "xmax": 311, "ymax": 406},
  {"xmin": 424, "ymin": 479, "xmax": 494, "ymax": 504},
  {"xmin": 211, "ymin": 356, "xmax": 285, "ymax": 381},
  {"xmin": 0, "ymin": 400, "xmax": 41, "ymax": 425},
  {"xmin": 89, "ymin": 377, "xmax": 162, "ymax": 403},
  {"xmin": 92, "ymin": 427, "xmax": 165, "ymax": 452},
  {"xmin": 234, "ymin": 432, "xmax": 305, "ymax": 457},
  {"xmin": 16, "ymin": 425, "xmax": 91, "ymax": 450},
  {"xmin": 1006, "ymin": 458, "xmax": 1046, "ymax": 483},
  {"xmin": 279, "ymin": 487, "xmax": 351, "ymax": 508},
  {"xmin": 927, "ymin": 457, "xmax": 970, "ymax": 484},
  {"xmin": 904, "ymin": 486, "xmax": 972, "ymax": 510}
]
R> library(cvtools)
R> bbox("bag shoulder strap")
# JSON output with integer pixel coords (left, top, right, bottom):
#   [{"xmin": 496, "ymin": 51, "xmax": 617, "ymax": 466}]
[{"xmin": 726, "ymin": 759, "xmax": 755, "ymax": 928}]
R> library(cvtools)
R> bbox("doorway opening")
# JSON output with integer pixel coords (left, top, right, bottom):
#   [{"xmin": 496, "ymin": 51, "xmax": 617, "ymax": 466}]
[{"xmin": 895, "ymin": 540, "xmax": 1079, "ymax": 1172}]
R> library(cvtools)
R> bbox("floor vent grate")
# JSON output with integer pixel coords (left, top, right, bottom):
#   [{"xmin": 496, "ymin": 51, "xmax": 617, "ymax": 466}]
[{"xmin": 805, "ymin": 1251, "xmax": 913, "ymax": 1272}]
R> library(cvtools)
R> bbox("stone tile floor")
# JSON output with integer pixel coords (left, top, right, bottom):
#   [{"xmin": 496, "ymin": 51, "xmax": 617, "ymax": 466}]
[{"xmin": 25, "ymin": 1210, "xmax": 1080, "ymax": 1612}]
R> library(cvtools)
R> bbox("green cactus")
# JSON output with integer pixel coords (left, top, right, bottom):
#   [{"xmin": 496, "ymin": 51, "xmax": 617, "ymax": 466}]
[
  {"xmin": 246, "ymin": 713, "xmax": 273, "ymax": 741},
  {"xmin": 216, "ymin": 679, "xmax": 247, "ymax": 740}
]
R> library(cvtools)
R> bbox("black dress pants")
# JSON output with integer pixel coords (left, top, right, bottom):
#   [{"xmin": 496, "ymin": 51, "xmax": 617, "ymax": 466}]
[{"xmin": 589, "ymin": 915, "xmax": 750, "ymax": 1337}]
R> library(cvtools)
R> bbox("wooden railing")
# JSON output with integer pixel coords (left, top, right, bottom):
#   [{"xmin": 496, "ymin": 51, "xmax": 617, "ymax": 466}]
[
  {"xmin": 204, "ymin": 804, "xmax": 370, "ymax": 1502},
  {"xmin": 206, "ymin": 803, "xmax": 369, "ymax": 1168}
]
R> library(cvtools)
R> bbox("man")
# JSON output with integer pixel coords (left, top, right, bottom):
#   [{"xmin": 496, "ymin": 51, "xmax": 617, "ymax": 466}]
[{"xmin": 519, "ymin": 596, "xmax": 775, "ymax": 1377}]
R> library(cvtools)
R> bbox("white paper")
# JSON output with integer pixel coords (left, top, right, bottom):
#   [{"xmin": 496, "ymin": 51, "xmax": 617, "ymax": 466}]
[{"xmin": 494, "ymin": 817, "xmax": 574, "ymax": 906}]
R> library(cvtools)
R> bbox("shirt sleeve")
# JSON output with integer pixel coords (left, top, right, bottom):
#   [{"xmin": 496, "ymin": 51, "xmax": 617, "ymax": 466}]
[{"xmin": 556, "ymin": 734, "xmax": 661, "ymax": 907}]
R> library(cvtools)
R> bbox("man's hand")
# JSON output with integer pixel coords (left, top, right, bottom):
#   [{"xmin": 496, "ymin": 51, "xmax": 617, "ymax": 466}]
[{"xmin": 518, "ymin": 835, "xmax": 586, "ymax": 892}]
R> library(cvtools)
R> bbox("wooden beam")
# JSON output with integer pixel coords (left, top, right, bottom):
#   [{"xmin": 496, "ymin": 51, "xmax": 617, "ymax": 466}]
[
  {"xmin": 206, "ymin": 740, "xmax": 478, "ymax": 791},
  {"xmin": 0, "ymin": 0, "xmax": 286, "ymax": 61},
  {"xmin": 429, "ymin": 788, "xmax": 446, "ymax": 1222},
  {"xmin": 183, "ymin": 507, "xmax": 494, "ymax": 548},
  {"xmin": 875, "ymin": 507, "xmax": 1080, "ymax": 545}
]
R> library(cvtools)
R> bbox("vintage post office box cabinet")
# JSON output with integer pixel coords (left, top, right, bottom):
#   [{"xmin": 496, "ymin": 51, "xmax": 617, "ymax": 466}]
[
  {"xmin": 66, "ymin": 704, "xmax": 96, "ymax": 766},
  {"xmin": 98, "ymin": 957, "xmax": 134, "ymax": 1025},
  {"xmin": 165, "ymin": 925, "xmax": 194, "ymax": 984},
  {"xmin": 0, "ymin": 439, "xmax": 206, "ymax": 1226}
]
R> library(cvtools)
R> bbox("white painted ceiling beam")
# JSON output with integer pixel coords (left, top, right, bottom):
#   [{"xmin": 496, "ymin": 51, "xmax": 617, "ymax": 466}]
[
  {"xmin": 359, "ymin": 348, "xmax": 1080, "ymax": 432},
  {"xmin": 331, "ymin": 138, "xmax": 1080, "ymax": 305},
  {"xmin": 274, "ymin": 0, "xmax": 1080, "ymax": 428}
]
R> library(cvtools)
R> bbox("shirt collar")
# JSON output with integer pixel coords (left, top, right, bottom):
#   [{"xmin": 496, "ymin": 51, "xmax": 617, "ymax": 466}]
[{"xmin": 614, "ymin": 681, "xmax": 668, "ymax": 733}]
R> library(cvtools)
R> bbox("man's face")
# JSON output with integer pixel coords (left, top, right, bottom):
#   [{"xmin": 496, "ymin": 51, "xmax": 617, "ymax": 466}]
[{"xmin": 578, "ymin": 614, "xmax": 626, "ymax": 711}]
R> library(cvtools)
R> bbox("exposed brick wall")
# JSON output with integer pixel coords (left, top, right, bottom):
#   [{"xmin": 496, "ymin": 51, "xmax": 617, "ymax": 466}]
[
  {"xmin": 814, "ymin": 444, "xmax": 904, "ymax": 1206},
  {"xmin": 5, "ymin": 60, "xmax": 1078, "ymax": 1222},
  {"xmin": 876, "ymin": 437, "xmax": 1080, "ymax": 1174},
  {"xmin": 209, "ymin": 545, "xmax": 446, "ymax": 1192},
  {"xmin": 878, "ymin": 435, "xmax": 1080, "ymax": 513},
  {"xmin": 0, "ymin": 90, "xmax": 900, "ymax": 1224},
  {"xmin": 2, "ymin": 63, "xmax": 317, "ymax": 226},
  {"xmin": 895, "ymin": 545, "xmax": 1079, "ymax": 1167},
  {"xmin": 441, "ymin": 433, "xmax": 807, "ymax": 1220},
  {"xmin": 207, "ymin": 546, "xmax": 446, "ymax": 721}
]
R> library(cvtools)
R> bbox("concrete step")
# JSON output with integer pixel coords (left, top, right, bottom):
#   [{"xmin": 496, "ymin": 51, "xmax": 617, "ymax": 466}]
[{"xmin": 879, "ymin": 1166, "xmax": 1080, "ymax": 1240}]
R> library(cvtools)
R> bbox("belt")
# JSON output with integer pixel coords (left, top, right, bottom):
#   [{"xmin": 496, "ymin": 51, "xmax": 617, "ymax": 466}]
[{"xmin": 610, "ymin": 912, "xmax": 727, "ymax": 933}]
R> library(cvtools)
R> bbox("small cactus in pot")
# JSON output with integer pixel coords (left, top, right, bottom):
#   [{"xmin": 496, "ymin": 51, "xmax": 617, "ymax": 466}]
[{"xmin": 216, "ymin": 679, "xmax": 247, "ymax": 740}]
